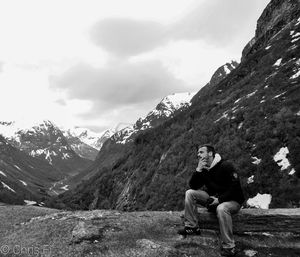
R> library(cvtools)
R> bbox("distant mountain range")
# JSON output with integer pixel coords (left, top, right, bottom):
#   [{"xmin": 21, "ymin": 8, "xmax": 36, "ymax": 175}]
[
  {"xmin": 55, "ymin": 0, "xmax": 300, "ymax": 211},
  {"xmin": 44, "ymin": 91, "xmax": 199, "ymax": 195},
  {"xmin": 0, "ymin": 120, "xmax": 93, "ymax": 175},
  {"xmin": 0, "ymin": 90, "xmax": 200, "ymax": 205}
]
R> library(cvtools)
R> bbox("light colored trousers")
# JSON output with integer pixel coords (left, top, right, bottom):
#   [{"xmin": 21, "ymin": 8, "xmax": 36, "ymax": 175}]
[{"xmin": 184, "ymin": 189, "xmax": 241, "ymax": 249}]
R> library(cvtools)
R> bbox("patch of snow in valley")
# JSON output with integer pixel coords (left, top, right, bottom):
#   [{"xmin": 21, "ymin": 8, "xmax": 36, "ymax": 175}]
[
  {"xmin": 0, "ymin": 171, "xmax": 7, "ymax": 177},
  {"xmin": 291, "ymin": 32, "xmax": 300, "ymax": 38},
  {"xmin": 14, "ymin": 165, "xmax": 22, "ymax": 171},
  {"xmin": 246, "ymin": 90, "xmax": 258, "ymax": 98},
  {"xmin": 244, "ymin": 250, "xmax": 258, "ymax": 257},
  {"xmin": 247, "ymin": 193, "xmax": 271, "ymax": 209},
  {"xmin": 24, "ymin": 200, "xmax": 37, "ymax": 205},
  {"xmin": 289, "ymin": 44, "xmax": 298, "ymax": 51},
  {"xmin": 273, "ymin": 147, "xmax": 290, "ymax": 170},
  {"xmin": 62, "ymin": 153, "xmax": 71, "ymax": 159},
  {"xmin": 19, "ymin": 180, "xmax": 27, "ymax": 186},
  {"xmin": 247, "ymin": 175, "xmax": 254, "ymax": 184},
  {"xmin": 265, "ymin": 45, "xmax": 271, "ymax": 50},
  {"xmin": 290, "ymin": 69, "xmax": 300, "ymax": 79},
  {"xmin": 1, "ymin": 182, "xmax": 16, "ymax": 193},
  {"xmin": 273, "ymin": 58, "xmax": 282, "ymax": 66},
  {"xmin": 45, "ymin": 151, "xmax": 53, "ymax": 164},
  {"xmin": 273, "ymin": 91, "xmax": 286, "ymax": 99},
  {"xmin": 214, "ymin": 112, "xmax": 229, "ymax": 123},
  {"xmin": 251, "ymin": 157, "xmax": 261, "ymax": 165},
  {"xmin": 292, "ymin": 37, "xmax": 300, "ymax": 43},
  {"xmin": 234, "ymin": 97, "xmax": 242, "ymax": 104},
  {"xmin": 61, "ymin": 185, "xmax": 69, "ymax": 191}
]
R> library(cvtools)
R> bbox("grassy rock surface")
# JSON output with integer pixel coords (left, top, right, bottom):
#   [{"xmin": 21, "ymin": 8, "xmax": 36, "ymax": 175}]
[{"xmin": 0, "ymin": 205, "xmax": 299, "ymax": 257}]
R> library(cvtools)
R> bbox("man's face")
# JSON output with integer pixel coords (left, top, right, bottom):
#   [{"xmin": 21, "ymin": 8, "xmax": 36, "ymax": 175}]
[{"xmin": 197, "ymin": 147, "xmax": 213, "ymax": 164}]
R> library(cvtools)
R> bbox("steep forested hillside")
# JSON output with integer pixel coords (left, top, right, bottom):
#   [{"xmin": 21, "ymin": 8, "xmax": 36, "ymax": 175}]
[{"xmin": 54, "ymin": 0, "xmax": 300, "ymax": 211}]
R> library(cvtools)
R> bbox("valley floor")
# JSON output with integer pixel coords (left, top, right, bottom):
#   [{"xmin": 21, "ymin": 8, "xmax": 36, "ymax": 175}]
[{"xmin": 0, "ymin": 204, "xmax": 299, "ymax": 257}]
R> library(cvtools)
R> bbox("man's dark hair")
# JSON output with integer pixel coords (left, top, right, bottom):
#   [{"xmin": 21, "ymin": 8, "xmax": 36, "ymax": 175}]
[{"xmin": 199, "ymin": 144, "xmax": 216, "ymax": 157}]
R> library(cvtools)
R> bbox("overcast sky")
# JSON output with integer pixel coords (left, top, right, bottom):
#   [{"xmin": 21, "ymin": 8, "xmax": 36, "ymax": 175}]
[{"xmin": 0, "ymin": 0, "xmax": 270, "ymax": 133}]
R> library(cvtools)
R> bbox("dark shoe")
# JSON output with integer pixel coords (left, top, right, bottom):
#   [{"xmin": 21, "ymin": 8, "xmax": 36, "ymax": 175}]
[
  {"xmin": 220, "ymin": 247, "xmax": 237, "ymax": 256},
  {"xmin": 177, "ymin": 226, "xmax": 201, "ymax": 236}
]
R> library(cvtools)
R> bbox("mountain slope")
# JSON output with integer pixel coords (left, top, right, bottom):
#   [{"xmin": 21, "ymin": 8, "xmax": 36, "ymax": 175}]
[
  {"xmin": 62, "ymin": 127, "xmax": 103, "ymax": 161},
  {"xmin": 57, "ymin": 0, "xmax": 300, "ymax": 211},
  {"xmin": 111, "ymin": 92, "xmax": 196, "ymax": 145},
  {"xmin": 1, "ymin": 120, "xmax": 92, "ymax": 176},
  {"xmin": 0, "ymin": 135, "xmax": 64, "ymax": 204}
]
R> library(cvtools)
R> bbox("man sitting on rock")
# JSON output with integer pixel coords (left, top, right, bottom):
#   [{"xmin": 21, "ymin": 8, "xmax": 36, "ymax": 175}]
[{"xmin": 178, "ymin": 144, "xmax": 245, "ymax": 257}]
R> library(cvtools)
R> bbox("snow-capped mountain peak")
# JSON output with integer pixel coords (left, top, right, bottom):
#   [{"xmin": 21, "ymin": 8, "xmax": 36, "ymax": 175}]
[
  {"xmin": 62, "ymin": 127, "xmax": 104, "ymax": 150},
  {"xmin": 111, "ymin": 91, "xmax": 197, "ymax": 144},
  {"xmin": 154, "ymin": 92, "xmax": 196, "ymax": 116},
  {"xmin": 0, "ymin": 119, "xmax": 57, "ymax": 139}
]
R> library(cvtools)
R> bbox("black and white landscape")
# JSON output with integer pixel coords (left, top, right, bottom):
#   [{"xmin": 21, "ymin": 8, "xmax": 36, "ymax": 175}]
[{"xmin": 0, "ymin": 0, "xmax": 299, "ymax": 256}]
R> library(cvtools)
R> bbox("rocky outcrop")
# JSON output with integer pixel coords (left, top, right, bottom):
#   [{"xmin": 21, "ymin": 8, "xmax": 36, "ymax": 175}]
[
  {"xmin": 207, "ymin": 61, "xmax": 239, "ymax": 88},
  {"xmin": 242, "ymin": 0, "xmax": 300, "ymax": 61},
  {"xmin": 191, "ymin": 61, "xmax": 238, "ymax": 104},
  {"xmin": 255, "ymin": 0, "xmax": 300, "ymax": 39}
]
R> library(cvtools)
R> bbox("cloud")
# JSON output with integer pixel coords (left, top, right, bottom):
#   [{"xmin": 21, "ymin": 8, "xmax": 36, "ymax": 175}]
[
  {"xmin": 89, "ymin": 0, "xmax": 270, "ymax": 57},
  {"xmin": 172, "ymin": 0, "xmax": 270, "ymax": 45},
  {"xmin": 54, "ymin": 99, "xmax": 66, "ymax": 106},
  {"xmin": 50, "ymin": 60, "xmax": 185, "ymax": 116},
  {"xmin": 0, "ymin": 62, "xmax": 4, "ymax": 73},
  {"xmin": 90, "ymin": 18, "xmax": 168, "ymax": 57}
]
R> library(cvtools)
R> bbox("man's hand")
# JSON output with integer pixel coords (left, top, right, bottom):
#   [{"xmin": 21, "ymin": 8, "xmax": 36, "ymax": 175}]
[
  {"xmin": 196, "ymin": 159, "xmax": 209, "ymax": 172},
  {"xmin": 208, "ymin": 196, "xmax": 219, "ymax": 206}
]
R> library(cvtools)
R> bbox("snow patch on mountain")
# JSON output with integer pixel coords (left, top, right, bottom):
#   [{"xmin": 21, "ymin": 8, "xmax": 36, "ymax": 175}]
[
  {"xmin": 62, "ymin": 127, "xmax": 107, "ymax": 150},
  {"xmin": 1, "ymin": 181, "xmax": 16, "ymax": 193},
  {"xmin": 247, "ymin": 175, "xmax": 254, "ymax": 184},
  {"xmin": 19, "ymin": 180, "xmax": 27, "ymax": 186},
  {"xmin": 24, "ymin": 200, "xmax": 37, "ymax": 205},
  {"xmin": 273, "ymin": 147, "xmax": 291, "ymax": 170},
  {"xmin": 273, "ymin": 58, "xmax": 282, "ymax": 66},
  {"xmin": 251, "ymin": 157, "xmax": 261, "ymax": 165},
  {"xmin": 14, "ymin": 165, "xmax": 22, "ymax": 171},
  {"xmin": 247, "ymin": 193, "xmax": 272, "ymax": 209},
  {"xmin": 162, "ymin": 92, "xmax": 196, "ymax": 110},
  {"xmin": 0, "ymin": 171, "xmax": 7, "ymax": 177},
  {"xmin": 290, "ymin": 69, "xmax": 300, "ymax": 79},
  {"xmin": 112, "ymin": 126, "xmax": 135, "ymax": 144}
]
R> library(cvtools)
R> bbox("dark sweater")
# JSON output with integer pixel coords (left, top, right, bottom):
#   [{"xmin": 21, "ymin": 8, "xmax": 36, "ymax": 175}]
[{"xmin": 189, "ymin": 160, "xmax": 245, "ymax": 205}]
